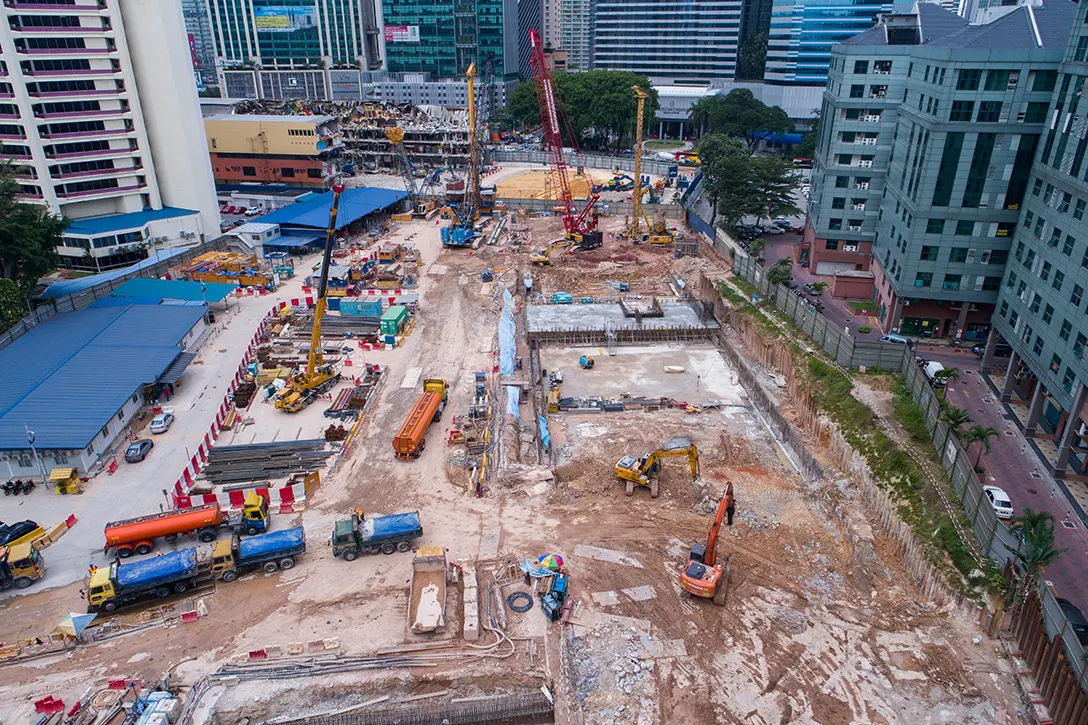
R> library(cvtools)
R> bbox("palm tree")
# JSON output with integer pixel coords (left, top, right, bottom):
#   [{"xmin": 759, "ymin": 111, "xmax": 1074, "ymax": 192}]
[
  {"xmin": 1009, "ymin": 509, "xmax": 1064, "ymax": 617},
  {"xmin": 939, "ymin": 404, "xmax": 973, "ymax": 455},
  {"xmin": 933, "ymin": 367, "xmax": 960, "ymax": 398},
  {"xmin": 964, "ymin": 424, "xmax": 999, "ymax": 470},
  {"xmin": 749, "ymin": 238, "xmax": 764, "ymax": 260}
]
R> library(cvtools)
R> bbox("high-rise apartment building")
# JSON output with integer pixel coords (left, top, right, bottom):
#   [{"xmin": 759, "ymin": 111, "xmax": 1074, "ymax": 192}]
[
  {"xmin": 559, "ymin": 0, "xmax": 592, "ymax": 71},
  {"xmin": 518, "ymin": 0, "xmax": 543, "ymax": 79},
  {"xmin": 0, "ymin": 0, "xmax": 220, "ymax": 272},
  {"xmin": 765, "ymin": 0, "xmax": 891, "ymax": 86},
  {"xmin": 991, "ymin": 3, "xmax": 1088, "ymax": 477},
  {"xmin": 592, "ymin": 0, "xmax": 743, "ymax": 79},
  {"xmin": 381, "ymin": 0, "xmax": 519, "ymax": 80},
  {"xmin": 204, "ymin": 0, "xmax": 382, "ymax": 74},
  {"xmin": 181, "ymin": 0, "xmax": 217, "ymax": 88},
  {"xmin": 806, "ymin": 2, "xmax": 1073, "ymax": 346}
]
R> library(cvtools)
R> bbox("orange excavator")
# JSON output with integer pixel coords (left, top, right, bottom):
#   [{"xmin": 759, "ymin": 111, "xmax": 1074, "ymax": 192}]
[{"xmin": 678, "ymin": 482, "xmax": 735, "ymax": 605}]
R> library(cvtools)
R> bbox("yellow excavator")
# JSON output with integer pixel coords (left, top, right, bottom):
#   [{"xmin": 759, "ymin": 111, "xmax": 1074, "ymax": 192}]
[
  {"xmin": 530, "ymin": 238, "xmax": 573, "ymax": 265},
  {"xmin": 615, "ymin": 437, "xmax": 699, "ymax": 498},
  {"xmin": 275, "ymin": 185, "xmax": 345, "ymax": 413}
]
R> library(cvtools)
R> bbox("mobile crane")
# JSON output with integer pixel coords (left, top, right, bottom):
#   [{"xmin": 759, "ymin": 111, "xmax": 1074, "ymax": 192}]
[
  {"xmin": 615, "ymin": 437, "xmax": 699, "ymax": 498},
  {"xmin": 442, "ymin": 63, "xmax": 481, "ymax": 248},
  {"xmin": 528, "ymin": 29, "xmax": 602, "ymax": 248},
  {"xmin": 274, "ymin": 185, "xmax": 344, "ymax": 413},
  {"xmin": 627, "ymin": 85, "xmax": 673, "ymax": 245},
  {"xmin": 678, "ymin": 482, "xmax": 734, "ymax": 605},
  {"xmin": 386, "ymin": 127, "xmax": 437, "ymax": 218}
]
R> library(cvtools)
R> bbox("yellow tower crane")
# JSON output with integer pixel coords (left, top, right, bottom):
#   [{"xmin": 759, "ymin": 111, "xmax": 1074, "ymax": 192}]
[{"xmin": 627, "ymin": 86, "xmax": 673, "ymax": 245}]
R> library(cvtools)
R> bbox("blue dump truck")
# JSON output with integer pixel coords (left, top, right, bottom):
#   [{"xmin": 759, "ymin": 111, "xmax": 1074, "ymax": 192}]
[
  {"xmin": 88, "ymin": 527, "xmax": 306, "ymax": 613},
  {"xmin": 211, "ymin": 526, "xmax": 306, "ymax": 582},
  {"xmin": 89, "ymin": 546, "xmax": 213, "ymax": 613},
  {"xmin": 331, "ymin": 511, "xmax": 423, "ymax": 561}
]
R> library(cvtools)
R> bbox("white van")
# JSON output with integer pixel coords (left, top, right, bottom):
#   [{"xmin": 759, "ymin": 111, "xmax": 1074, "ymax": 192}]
[{"xmin": 923, "ymin": 360, "xmax": 946, "ymax": 386}]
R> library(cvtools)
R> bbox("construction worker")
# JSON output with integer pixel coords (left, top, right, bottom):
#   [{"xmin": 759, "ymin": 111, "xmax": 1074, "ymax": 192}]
[{"xmin": 87, "ymin": 564, "xmax": 97, "ymax": 577}]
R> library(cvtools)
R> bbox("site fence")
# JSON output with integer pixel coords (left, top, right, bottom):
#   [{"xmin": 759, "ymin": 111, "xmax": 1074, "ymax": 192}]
[
  {"xmin": 0, "ymin": 236, "xmax": 233, "ymax": 353},
  {"xmin": 687, "ymin": 202, "xmax": 1088, "ymax": 716},
  {"xmin": 498, "ymin": 196, "xmax": 682, "ymax": 219},
  {"xmin": 491, "ymin": 149, "xmax": 679, "ymax": 177}
]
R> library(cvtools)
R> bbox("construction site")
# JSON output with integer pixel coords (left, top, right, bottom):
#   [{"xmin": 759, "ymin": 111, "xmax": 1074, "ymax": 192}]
[{"xmin": 0, "ymin": 31, "xmax": 1029, "ymax": 725}]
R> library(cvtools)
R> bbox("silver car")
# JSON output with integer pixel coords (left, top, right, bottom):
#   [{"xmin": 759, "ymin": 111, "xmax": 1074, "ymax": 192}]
[{"xmin": 149, "ymin": 412, "xmax": 175, "ymax": 434}]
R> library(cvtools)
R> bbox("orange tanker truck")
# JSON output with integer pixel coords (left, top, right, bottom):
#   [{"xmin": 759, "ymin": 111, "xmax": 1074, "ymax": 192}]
[
  {"xmin": 393, "ymin": 378, "xmax": 449, "ymax": 460},
  {"xmin": 103, "ymin": 492, "xmax": 270, "ymax": 558}
]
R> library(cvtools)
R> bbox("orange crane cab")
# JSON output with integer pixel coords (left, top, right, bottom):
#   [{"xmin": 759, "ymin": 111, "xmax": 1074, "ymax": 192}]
[{"xmin": 678, "ymin": 482, "xmax": 734, "ymax": 605}]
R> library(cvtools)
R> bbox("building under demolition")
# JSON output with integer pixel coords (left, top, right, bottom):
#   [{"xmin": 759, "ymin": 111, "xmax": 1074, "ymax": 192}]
[{"xmin": 219, "ymin": 100, "xmax": 471, "ymax": 171}]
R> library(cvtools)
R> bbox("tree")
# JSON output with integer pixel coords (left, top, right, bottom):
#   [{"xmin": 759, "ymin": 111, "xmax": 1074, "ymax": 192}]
[
  {"xmin": 689, "ymin": 90, "xmax": 792, "ymax": 148},
  {"xmin": 938, "ymin": 403, "xmax": 972, "ymax": 456},
  {"xmin": 964, "ymin": 424, "xmax": 999, "ymax": 470},
  {"xmin": 767, "ymin": 258, "xmax": 792, "ymax": 285},
  {"xmin": 0, "ymin": 279, "xmax": 26, "ymax": 332},
  {"xmin": 734, "ymin": 33, "xmax": 768, "ymax": 82},
  {"xmin": 1009, "ymin": 509, "xmax": 1064, "ymax": 617},
  {"xmin": 794, "ymin": 110, "xmax": 820, "ymax": 159},
  {"xmin": 698, "ymin": 134, "xmax": 750, "ymax": 227},
  {"xmin": 933, "ymin": 367, "xmax": 960, "ymax": 398},
  {"xmin": 750, "ymin": 154, "xmax": 800, "ymax": 222},
  {"xmin": 749, "ymin": 238, "xmax": 764, "ymax": 260},
  {"xmin": 0, "ymin": 163, "xmax": 67, "ymax": 300},
  {"xmin": 808, "ymin": 281, "xmax": 828, "ymax": 294}
]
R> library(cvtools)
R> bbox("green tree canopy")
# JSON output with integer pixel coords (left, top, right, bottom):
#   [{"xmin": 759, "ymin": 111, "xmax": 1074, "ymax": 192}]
[
  {"xmin": 698, "ymin": 134, "xmax": 798, "ymax": 228},
  {"xmin": 508, "ymin": 71, "xmax": 659, "ymax": 151},
  {"xmin": 0, "ymin": 164, "xmax": 66, "ymax": 300},
  {"xmin": 794, "ymin": 111, "xmax": 820, "ymax": 159},
  {"xmin": 691, "ymin": 89, "xmax": 793, "ymax": 148}
]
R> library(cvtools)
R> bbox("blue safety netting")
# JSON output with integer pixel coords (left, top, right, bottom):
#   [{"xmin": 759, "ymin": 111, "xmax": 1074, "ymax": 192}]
[
  {"xmin": 538, "ymin": 415, "xmax": 550, "ymax": 451},
  {"xmin": 499, "ymin": 288, "xmax": 520, "ymax": 421}
]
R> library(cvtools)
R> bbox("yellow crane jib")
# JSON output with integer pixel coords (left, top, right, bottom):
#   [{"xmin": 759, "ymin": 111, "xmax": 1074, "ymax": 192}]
[{"xmin": 630, "ymin": 85, "xmax": 650, "ymax": 238}]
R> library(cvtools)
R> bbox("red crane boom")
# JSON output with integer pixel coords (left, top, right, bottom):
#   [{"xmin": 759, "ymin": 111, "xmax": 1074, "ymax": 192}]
[{"xmin": 528, "ymin": 29, "xmax": 598, "ymax": 238}]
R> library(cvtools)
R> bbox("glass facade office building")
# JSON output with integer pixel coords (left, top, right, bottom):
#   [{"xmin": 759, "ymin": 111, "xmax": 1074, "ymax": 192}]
[{"xmin": 765, "ymin": 0, "xmax": 891, "ymax": 86}]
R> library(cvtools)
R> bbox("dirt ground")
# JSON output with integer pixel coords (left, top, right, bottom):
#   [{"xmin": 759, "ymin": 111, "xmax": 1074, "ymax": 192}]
[{"xmin": 0, "ymin": 213, "xmax": 1022, "ymax": 725}]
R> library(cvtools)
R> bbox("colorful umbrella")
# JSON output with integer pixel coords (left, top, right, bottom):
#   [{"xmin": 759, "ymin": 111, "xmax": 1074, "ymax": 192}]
[
  {"xmin": 538, "ymin": 553, "xmax": 565, "ymax": 571},
  {"xmin": 53, "ymin": 612, "xmax": 96, "ymax": 639}
]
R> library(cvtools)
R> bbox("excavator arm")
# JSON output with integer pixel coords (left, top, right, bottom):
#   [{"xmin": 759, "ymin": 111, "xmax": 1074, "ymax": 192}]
[{"xmin": 703, "ymin": 482, "xmax": 733, "ymax": 568}]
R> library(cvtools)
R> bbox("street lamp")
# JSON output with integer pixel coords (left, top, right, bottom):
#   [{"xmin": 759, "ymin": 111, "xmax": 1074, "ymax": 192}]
[{"xmin": 24, "ymin": 424, "xmax": 48, "ymax": 483}]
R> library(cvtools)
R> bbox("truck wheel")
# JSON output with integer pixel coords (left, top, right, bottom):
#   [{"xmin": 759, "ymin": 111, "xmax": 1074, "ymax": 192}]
[
  {"xmin": 198, "ymin": 529, "xmax": 217, "ymax": 543},
  {"xmin": 343, "ymin": 551, "xmax": 357, "ymax": 562},
  {"xmin": 222, "ymin": 570, "xmax": 238, "ymax": 583},
  {"xmin": 381, "ymin": 543, "xmax": 396, "ymax": 555},
  {"xmin": 135, "ymin": 543, "xmax": 153, "ymax": 556},
  {"xmin": 245, "ymin": 525, "xmax": 259, "ymax": 536},
  {"xmin": 155, "ymin": 587, "xmax": 171, "ymax": 598},
  {"xmin": 174, "ymin": 581, "xmax": 189, "ymax": 594},
  {"xmin": 396, "ymin": 541, "xmax": 411, "ymax": 553},
  {"xmin": 117, "ymin": 546, "xmax": 134, "ymax": 558},
  {"xmin": 279, "ymin": 557, "xmax": 295, "ymax": 570},
  {"xmin": 263, "ymin": 561, "xmax": 279, "ymax": 573},
  {"xmin": 102, "ymin": 601, "xmax": 118, "ymax": 614},
  {"xmin": 369, "ymin": 545, "xmax": 382, "ymax": 555},
  {"xmin": 13, "ymin": 577, "xmax": 33, "ymax": 589},
  {"xmin": 164, "ymin": 534, "xmax": 178, "ymax": 543}
]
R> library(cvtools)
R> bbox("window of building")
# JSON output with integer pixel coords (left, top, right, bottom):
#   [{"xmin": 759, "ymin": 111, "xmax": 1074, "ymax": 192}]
[
  {"xmin": 1054, "ymin": 270, "xmax": 1065, "ymax": 291},
  {"xmin": 841, "ymin": 131, "xmax": 856, "ymax": 144},
  {"xmin": 1030, "ymin": 294, "xmax": 1043, "ymax": 313},
  {"xmin": 1024, "ymin": 102, "xmax": 1050, "ymax": 124},
  {"xmin": 1074, "ymin": 331, "xmax": 1086, "ymax": 355},
  {"xmin": 832, "ymin": 197, "xmax": 845, "ymax": 209},
  {"xmin": 949, "ymin": 101, "xmax": 974, "ymax": 122},
  {"xmin": 1032, "ymin": 179, "xmax": 1043, "ymax": 197},
  {"xmin": 1063, "ymin": 368, "xmax": 1076, "ymax": 391},
  {"xmin": 1073, "ymin": 284, "xmax": 1084, "ymax": 307},
  {"xmin": 915, "ymin": 272, "xmax": 932, "ymax": 288},
  {"xmin": 874, "ymin": 60, "xmax": 892, "ymax": 74},
  {"xmin": 1050, "ymin": 353, "xmax": 1063, "ymax": 374},
  {"xmin": 1033, "ymin": 336, "xmax": 1045, "ymax": 356},
  {"xmin": 955, "ymin": 220, "xmax": 974, "ymax": 235},
  {"xmin": 1076, "ymin": 199, "xmax": 1087, "ymax": 220},
  {"xmin": 1075, "ymin": 37, "xmax": 1088, "ymax": 62},
  {"xmin": 1043, "ymin": 303, "xmax": 1055, "ymax": 324},
  {"xmin": 1060, "ymin": 192, "xmax": 1072, "ymax": 213},
  {"xmin": 1041, "ymin": 261, "xmax": 1052, "ymax": 280},
  {"xmin": 242, "ymin": 166, "xmax": 255, "ymax": 177},
  {"xmin": 1034, "ymin": 216, "xmax": 1045, "ymax": 237},
  {"xmin": 1048, "ymin": 227, "xmax": 1062, "ymax": 248},
  {"xmin": 853, "ymin": 60, "xmax": 868, "ymax": 74},
  {"xmin": 956, "ymin": 69, "xmax": 981, "ymax": 90},
  {"xmin": 1000, "ymin": 300, "xmax": 1009, "ymax": 317},
  {"xmin": 949, "ymin": 248, "xmax": 968, "ymax": 263},
  {"xmin": 920, "ymin": 245, "xmax": 939, "ymax": 261},
  {"xmin": 984, "ymin": 70, "xmax": 1011, "ymax": 91},
  {"xmin": 1061, "ymin": 320, "xmax": 1073, "ymax": 341},
  {"xmin": 825, "ymin": 240, "xmax": 839, "ymax": 250},
  {"xmin": 976, "ymin": 101, "xmax": 1002, "ymax": 123},
  {"xmin": 307, "ymin": 169, "xmax": 322, "ymax": 178},
  {"xmin": 1064, "ymin": 234, "xmax": 1076, "ymax": 257},
  {"xmin": 281, "ymin": 167, "xmax": 295, "ymax": 178},
  {"xmin": 1032, "ymin": 70, "xmax": 1057, "ymax": 93},
  {"xmin": 829, "ymin": 219, "xmax": 843, "ymax": 230},
  {"xmin": 926, "ymin": 218, "xmax": 945, "ymax": 234},
  {"xmin": 845, "ymin": 108, "xmax": 861, "ymax": 120},
  {"xmin": 850, "ymin": 84, "xmax": 864, "ymax": 98},
  {"xmin": 941, "ymin": 274, "xmax": 960, "ymax": 290},
  {"xmin": 1024, "ymin": 249, "xmax": 1037, "ymax": 269},
  {"xmin": 100, "ymin": 426, "xmax": 108, "ymax": 439},
  {"xmin": 983, "ymin": 276, "xmax": 1001, "ymax": 291},
  {"xmin": 835, "ymin": 176, "xmax": 849, "ymax": 188}
]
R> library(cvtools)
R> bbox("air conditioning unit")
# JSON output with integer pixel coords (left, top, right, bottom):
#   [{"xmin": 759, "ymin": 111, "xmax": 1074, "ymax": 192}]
[
  {"xmin": 858, "ymin": 160, "xmax": 874, "ymax": 167},
  {"xmin": 854, "ymin": 182, "xmax": 870, "ymax": 189},
  {"xmin": 863, "ymin": 115, "xmax": 881, "ymax": 122},
  {"xmin": 862, "ymin": 138, "xmax": 878, "ymax": 145},
  {"xmin": 848, "ymin": 225, "xmax": 863, "ymax": 232},
  {"xmin": 851, "ymin": 204, "xmax": 866, "ymax": 211},
  {"xmin": 874, "ymin": 69, "xmax": 890, "ymax": 75}
]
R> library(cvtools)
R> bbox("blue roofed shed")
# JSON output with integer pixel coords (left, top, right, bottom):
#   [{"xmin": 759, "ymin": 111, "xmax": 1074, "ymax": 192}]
[
  {"xmin": 256, "ymin": 188, "xmax": 407, "ymax": 231},
  {"xmin": 108, "ymin": 278, "xmax": 237, "ymax": 304}
]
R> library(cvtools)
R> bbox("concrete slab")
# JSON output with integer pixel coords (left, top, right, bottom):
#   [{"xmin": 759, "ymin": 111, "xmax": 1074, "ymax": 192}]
[
  {"xmin": 527, "ymin": 302, "xmax": 711, "ymax": 333},
  {"xmin": 622, "ymin": 585, "xmax": 657, "ymax": 602},
  {"xmin": 573, "ymin": 544, "xmax": 645, "ymax": 568},
  {"xmin": 541, "ymin": 344, "xmax": 746, "ymax": 402},
  {"xmin": 591, "ymin": 590, "xmax": 621, "ymax": 606}
]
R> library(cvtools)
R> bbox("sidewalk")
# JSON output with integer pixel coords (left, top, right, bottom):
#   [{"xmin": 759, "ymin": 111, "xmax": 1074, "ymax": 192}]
[{"xmin": 920, "ymin": 348, "xmax": 1088, "ymax": 614}]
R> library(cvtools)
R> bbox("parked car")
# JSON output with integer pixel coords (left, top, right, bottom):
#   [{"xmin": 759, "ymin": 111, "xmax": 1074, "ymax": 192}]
[
  {"xmin": 149, "ymin": 412, "xmax": 175, "ymax": 434},
  {"xmin": 0, "ymin": 520, "xmax": 40, "ymax": 546},
  {"xmin": 124, "ymin": 438, "xmax": 154, "ymax": 463},
  {"xmin": 244, "ymin": 207, "xmax": 262, "ymax": 217},
  {"xmin": 879, "ymin": 333, "xmax": 914, "ymax": 347},
  {"xmin": 922, "ymin": 360, "xmax": 946, "ymax": 386},
  {"xmin": 802, "ymin": 283, "xmax": 822, "ymax": 296},
  {"xmin": 772, "ymin": 216, "xmax": 792, "ymax": 227},
  {"xmin": 760, "ymin": 225, "xmax": 786, "ymax": 235},
  {"xmin": 236, "ymin": 206, "xmax": 248, "ymax": 214},
  {"xmin": 1056, "ymin": 598, "xmax": 1088, "ymax": 646},
  {"xmin": 983, "ymin": 485, "xmax": 1014, "ymax": 520}
]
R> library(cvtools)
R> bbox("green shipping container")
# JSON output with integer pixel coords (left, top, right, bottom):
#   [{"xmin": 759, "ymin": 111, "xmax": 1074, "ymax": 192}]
[{"xmin": 379, "ymin": 305, "xmax": 408, "ymax": 335}]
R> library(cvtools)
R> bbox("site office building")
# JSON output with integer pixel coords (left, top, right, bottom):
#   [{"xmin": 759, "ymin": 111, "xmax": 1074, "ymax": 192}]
[
  {"xmin": 204, "ymin": 114, "xmax": 343, "ymax": 189},
  {"xmin": 807, "ymin": 1, "xmax": 1072, "ymax": 340}
]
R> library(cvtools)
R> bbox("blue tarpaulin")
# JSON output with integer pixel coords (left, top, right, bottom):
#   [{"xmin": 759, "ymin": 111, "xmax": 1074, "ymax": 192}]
[
  {"xmin": 499, "ymin": 289, "xmax": 520, "ymax": 421},
  {"xmin": 361, "ymin": 512, "xmax": 423, "ymax": 542},
  {"xmin": 117, "ymin": 548, "xmax": 196, "ymax": 589},
  {"xmin": 238, "ymin": 527, "xmax": 305, "ymax": 562},
  {"xmin": 538, "ymin": 415, "xmax": 550, "ymax": 451}
]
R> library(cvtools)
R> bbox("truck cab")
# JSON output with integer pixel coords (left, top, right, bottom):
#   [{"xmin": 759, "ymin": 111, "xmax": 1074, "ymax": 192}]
[
  {"xmin": 87, "ymin": 564, "xmax": 116, "ymax": 611},
  {"xmin": 210, "ymin": 538, "xmax": 241, "ymax": 581},
  {"xmin": 331, "ymin": 517, "xmax": 360, "ymax": 560},
  {"xmin": 0, "ymin": 542, "xmax": 43, "ymax": 589},
  {"xmin": 237, "ymin": 492, "xmax": 270, "ymax": 536}
]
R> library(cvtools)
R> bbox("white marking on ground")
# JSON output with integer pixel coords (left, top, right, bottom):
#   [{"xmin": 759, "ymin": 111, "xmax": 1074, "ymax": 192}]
[{"xmin": 401, "ymin": 366, "xmax": 423, "ymax": 389}]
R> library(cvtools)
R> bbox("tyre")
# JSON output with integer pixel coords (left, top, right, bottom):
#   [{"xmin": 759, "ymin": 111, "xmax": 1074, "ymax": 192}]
[
  {"xmin": 396, "ymin": 541, "xmax": 411, "ymax": 553},
  {"xmin": 103, "ymin": 601, "xmax": 118, "ymax": 613},
  {"xmin": 164, "ymin": 534, "xmax": 179, "ymax": 543},
  {"xmin": 155, "ymin": 587, "xmax": 171, "ymax": 598},
  {"xmin": 245, "ymin": 526, "xmax": 259, "ymax": 536},
  {"xmin": 135, "ymin": 543, "xmax": 153, "ymax": 556},
  {"xmin": 279, "ymin": 557, "xmax": 295, "ymax": 570},
  {"xmin": 198, "ymin": 529, "xmax": 217, "ymax": 543},
  {"xmin": 222, "ymin": 570, "xmax": 238, "ymax": 583},
  {"xmin": 343, "ymin": 551, "xmax": 358, "ymax": 562},
  {"xmin": 263, "ymin": 561, "xmax": 278, "ymax": 573},
  {"xmin": 117, "ymin": 546, "xmax": 134, "ymax": 558},
  {"xmin": 13, "ymin": 577, "xmax": 33, "ymax": 589},
  {"xmin": 419, "ymin": 439, "xmax": 427, "ymax": 453},
  {"xmin": 381, "ymin": 543, "xmax": 396, "ymax": 555},
  {"xmin": 174, "ymin": 581, "xmax": 189, "ymax": 594},
  {"xmin": 369, "ymin": 545, "xmax": 382, "ymax": 555}
]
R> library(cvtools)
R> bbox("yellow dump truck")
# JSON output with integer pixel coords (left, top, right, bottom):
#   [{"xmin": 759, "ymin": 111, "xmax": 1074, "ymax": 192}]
[{"xmin": 0, "ymin": 542, "xmax": 44, "ymax": 590}]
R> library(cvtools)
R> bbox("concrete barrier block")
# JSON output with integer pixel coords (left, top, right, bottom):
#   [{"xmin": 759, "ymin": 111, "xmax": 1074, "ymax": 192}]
[
  {"xmin": 463, "ymin": 567, "xmax": 477, "ymax": 591},
  {"xmin": 266, "ymin": 645, "xmax": 283, "ymax": 658},
  {"xmin": 221, "ymin": 676, "xmax": 240, "ymax": 687},
  {"xmin": 287, "ymin": 642, "xmax": 304, "ymax": 656},
  {"xmin": 323, "ymin": 637, "xmax": 339, "ymax": 651},
  {"xmin": 231, "ymin": 654, "xmax": 248, "ymax": 666},
  {"xmin": 307, "ymin": 639, "xmax": 325, "ymax": 652}
]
